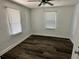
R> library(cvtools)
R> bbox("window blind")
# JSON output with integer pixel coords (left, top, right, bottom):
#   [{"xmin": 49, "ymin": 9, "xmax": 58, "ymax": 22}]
[
  {"xmin": 45, "ymin": 12, "xmax": 56, "ymax": 29},
  {"xmin": 6, "ymin": 8, "xmax": 22, "ymax": 35}
]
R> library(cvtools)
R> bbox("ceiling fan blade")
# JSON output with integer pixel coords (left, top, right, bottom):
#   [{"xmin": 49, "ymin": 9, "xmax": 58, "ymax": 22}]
[
  {"xmin": 47, "ymin": 0, "xmax": 55, "ymax": 1},
  {"xmin": 38, "ymin": 2, "xmax": 42, "ymax": 6},
  {"xmin": 47, "ymin": 2, "xmax": 54, "ymax": 6},
  {"xmin": 28, "ymin": 0, "xmax": 41, "ymax": 2}
]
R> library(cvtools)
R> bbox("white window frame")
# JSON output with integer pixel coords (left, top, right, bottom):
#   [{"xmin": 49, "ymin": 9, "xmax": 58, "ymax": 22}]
[
  {"xmin": 6, "ymin": 7, "xmax": 22, "ymax": 35},
  {"xmin": 44, "ymin": 11, "xmax": 57, "ymax": 29}
]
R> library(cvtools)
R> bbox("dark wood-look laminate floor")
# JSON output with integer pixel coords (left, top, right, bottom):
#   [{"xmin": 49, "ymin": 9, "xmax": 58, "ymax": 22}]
[{"xmin": 1, "ymin": 35, "xmax": 73, "ymax": 59}]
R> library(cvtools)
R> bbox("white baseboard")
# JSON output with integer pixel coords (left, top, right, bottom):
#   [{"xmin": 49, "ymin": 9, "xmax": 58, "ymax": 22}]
[
  {"xmin": 32, "ymin": 33, "xmax": 70, "ymax": 39},
  {"xmin": 69, "ymin": 35, "xmax": 74, "ymax": 45},
  {"xmin": 0, "ymin": 34, "xmax": 32, "ymax": 56}
]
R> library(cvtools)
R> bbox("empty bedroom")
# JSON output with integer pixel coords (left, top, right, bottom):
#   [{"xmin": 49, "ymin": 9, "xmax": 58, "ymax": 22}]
[{"xmin": 0, "ymin": 0, "xmax": 79, "ymax": 59}]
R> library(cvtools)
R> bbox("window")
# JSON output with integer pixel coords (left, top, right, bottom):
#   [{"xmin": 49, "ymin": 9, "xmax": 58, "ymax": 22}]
[
  {"xmin": 6, "ymin": 8, "xmax": 22, "ymax": 35},
  {"xmin": 45, "ymin": 12, "xmax": 56, "ymax": 29}
]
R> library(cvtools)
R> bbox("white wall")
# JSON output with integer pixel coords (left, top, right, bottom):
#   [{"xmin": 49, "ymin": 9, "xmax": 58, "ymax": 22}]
[
  {"xmin": 31, "ymin": 6, "xmax": 74, "ymax": 38},
  {"xmin": 71, "ymin": 3, "xmax": 79, "ymax": 45},
  {"xmin": 71, "ymin": 3, "xmax": 79, "ymax": 59},
  {"xmin": 0, "ymin": 0, "xmax": 31, "ymax": 56}
]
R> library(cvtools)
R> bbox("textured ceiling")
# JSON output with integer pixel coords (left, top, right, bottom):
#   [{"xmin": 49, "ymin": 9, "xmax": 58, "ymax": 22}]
[{"xmin": 11, "ymin": 0, "xmax": 79, "ymax": 8}]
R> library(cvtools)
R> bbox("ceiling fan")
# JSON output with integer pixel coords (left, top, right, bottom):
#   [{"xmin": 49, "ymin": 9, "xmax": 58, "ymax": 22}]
[{"xmin": 38, "ymin": 0, "xmax": 54, "ymax": 6}]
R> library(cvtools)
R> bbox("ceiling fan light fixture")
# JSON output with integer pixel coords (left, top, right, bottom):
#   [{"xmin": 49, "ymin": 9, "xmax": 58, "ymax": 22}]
[{"xmin": 38, "ymin": 0, "xmax": 54, "ymax": 6}]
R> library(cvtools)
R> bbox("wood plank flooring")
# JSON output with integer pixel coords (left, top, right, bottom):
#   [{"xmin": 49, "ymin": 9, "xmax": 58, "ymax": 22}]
[{"xmin": 1, "ymin": 35, "xmax": 73, "ymax": 59}]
